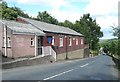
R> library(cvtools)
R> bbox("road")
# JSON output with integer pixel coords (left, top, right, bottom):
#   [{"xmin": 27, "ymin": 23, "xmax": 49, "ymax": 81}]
[{"xmin": 2, "ymin": 55, "xmax": 119, "ymax": 80}]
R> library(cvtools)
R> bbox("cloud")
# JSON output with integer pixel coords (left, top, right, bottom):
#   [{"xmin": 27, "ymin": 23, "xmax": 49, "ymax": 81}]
[
  {"xmin": 5, "ymin": 0, "xmax": 119, "ymax": 39},
  {"xmin": 96, "ymin": 15, "xmax": 117, "ymax": 39},
  {"xmin": 84, "ymin": 0, "xmax": 118, "ymax": 16},
  {"xmin": 96, "ymin": 16, "xmax": 118, "ymax": 29},
  {"xmin": 100, "ymin": 34, "xmax": 116, "ymax": 39},
  {"xmin": 7, "ymin": 0, "xmax": 68, "ymax": 7},
  {"xmin": 48, "ymin": 9, "xmax": 82, "ymax": 22},
  {"xmin": 83, "ymin": 0, "xmax": 118, "ymax": 39}
]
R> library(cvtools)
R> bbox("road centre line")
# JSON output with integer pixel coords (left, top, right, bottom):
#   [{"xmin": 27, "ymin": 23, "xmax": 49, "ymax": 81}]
[
  {"xmin": 43, "ymin": 62, "xmax": 91, "ymax": 80},
  {"xmin": 43, "ymin": 57, "xmax": 98, "ymax": 80},
  {"xmin": 43, "ymin": 69, "xmax": 74, "ymax": 80},
  {"xmin": 80, "ymin": 63, "xmax": 89, "ymax": 67}
]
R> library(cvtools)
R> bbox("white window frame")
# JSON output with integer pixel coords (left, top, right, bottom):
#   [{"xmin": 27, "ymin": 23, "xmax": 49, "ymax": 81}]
[
  {"xmin": 52, "ymin": 36, "xmax": 54, "ymax": 45},
  {"xmin": 3, "ymin": 37, "xmax": 5, "ymax": 47},
  {"xmin": 59, "ymin": 36, "xmax": 63, "ymax": 47},
  {"xmin": 81, "ymin": 38, "xmax": 83, "ymax": 45},
  {"xmin": 8, "ymin": 37, "xmax": 11, "ymax": 47},
  {"xmin": 76, "ymin": 36, "xmax": 78, "ymax": 45},
  {"xmin": 69, "ymin": 37, "xmax": 72, "ymax": 46},
  {"xmin": 31, "ymin": 38, "xmax": 34, "ymax": 46}
]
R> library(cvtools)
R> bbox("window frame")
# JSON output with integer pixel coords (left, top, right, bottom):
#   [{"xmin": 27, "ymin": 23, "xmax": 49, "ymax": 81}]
[
  {"xmin": 81, "ymin": 38, "xmax": 84, "ymax": 45},
  {"xmin": 31, "ymin": 38, "xmax": 34, "ymax": 46},
  {"xmin": 3, "ymin": 37, "xmax": 5, "ymax": 47},
  {"xmin": 69, "ymin": 36, "xmax": 72, "ymax": 46},
  {"xmin": 76, "ymin": 36, "xmax": 78, "ymax": 45},
  {"xmin": 59, "ymin": 36, "xmax": 63, "ymax": 47},
  {"xmin": 52, "ymin": 36, "xmax": 54, "ymax": 45},
  {"xmin": 7, "ymin": 37, "xmax": 11, "ymax": 47}
]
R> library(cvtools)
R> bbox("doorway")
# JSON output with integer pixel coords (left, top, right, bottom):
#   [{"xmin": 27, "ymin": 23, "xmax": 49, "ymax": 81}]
[{"xmin": 38, "ymin": 36, "xmax": 42, "ymax": 55}]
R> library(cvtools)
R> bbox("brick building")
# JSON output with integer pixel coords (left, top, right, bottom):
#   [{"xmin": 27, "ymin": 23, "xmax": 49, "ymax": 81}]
[{"xmin": 0, "ymin": 17, "xmax": 88, "ymax": 61}]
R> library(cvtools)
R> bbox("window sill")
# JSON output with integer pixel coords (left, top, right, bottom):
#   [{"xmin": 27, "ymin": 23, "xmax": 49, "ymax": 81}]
[
  {"xmin": 59, "ymin": 46, "xmax": 63, "ymax": 48},
  {"xmin": 2, "ymin": 47, "xmax": 11, "ymax": 48},
  {"xmin": 30, "ymin": 45, "xmax": 35, "ymax": 47}
]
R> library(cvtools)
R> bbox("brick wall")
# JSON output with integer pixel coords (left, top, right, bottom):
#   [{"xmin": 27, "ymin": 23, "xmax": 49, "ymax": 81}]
[
  {"xmin": 16, "ymin": 18, "xmax": 29, "ymax": 24},
  {"xmin": 42, "ymin": 32, "xmax": 85, "ymax": 55},
  {"xmin": 12, "ymin": 34, "xmax": 35, "ymax": 58}
]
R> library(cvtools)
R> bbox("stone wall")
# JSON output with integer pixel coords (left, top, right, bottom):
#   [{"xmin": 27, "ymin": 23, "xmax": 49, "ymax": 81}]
[
  {"xmin": 57, "ymin": 49, "xmax": 84, "ymax": 61},
  {"xmin": 84, "ymin": 48, "xmax": 90, "ymax": 58},
  {"xmin": 2, "ymin": 55, "xmax": 55, "ymax": 69}
]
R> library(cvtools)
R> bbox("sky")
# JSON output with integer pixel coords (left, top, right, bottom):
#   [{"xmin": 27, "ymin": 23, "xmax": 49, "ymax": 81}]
[{"xmin": 5, "ymin": 0, "xmax": 119, "ymax": 39}]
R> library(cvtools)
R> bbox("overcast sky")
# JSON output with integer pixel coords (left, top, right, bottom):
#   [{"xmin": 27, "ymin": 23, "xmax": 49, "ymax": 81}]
[{"xmin": 5, "ymin": 0, "xmax": 119, "ymax": 39}]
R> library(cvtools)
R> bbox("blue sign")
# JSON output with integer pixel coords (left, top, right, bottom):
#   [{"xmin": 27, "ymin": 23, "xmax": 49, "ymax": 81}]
[{"xmin": 48, "ymin": 37, "xmax": 52, "ymax": 43}]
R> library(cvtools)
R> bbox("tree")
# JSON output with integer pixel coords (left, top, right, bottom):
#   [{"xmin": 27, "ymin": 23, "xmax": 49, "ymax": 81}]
[
  {"xmin": 111, "ymin": 24, "xmax": 120, "ymax": 37},
  {"xmin": 0, "ymin": 1, "xmax": 30, "ymax": 20},
  {"xmin": 59, "ymin": 20, "xmax": 74, "ymax": 29},
  {"xmin": 111, "ymin": 24, "xmax": 120, "ymax": 57},
  {"xmin": 58, "ymin": 14, "xmax": 103, "ymax": 50},
  {"xmin": 74, "ymin": 14, "xmax": 103, "ymax": 50},
  {"xmin": 2, "ymin": 8, "xmax": 18, "ymax": 20},
  {"xmin": 0, "ymin": 1, "xmax": 18, "ymax": 20},
  {"xmin": 36, "ymin": 11, "xmax": 58, "ymax": 25},
  {"xmin": 11, "ymin": 7, "xmax": 30, "ymax": 18}
]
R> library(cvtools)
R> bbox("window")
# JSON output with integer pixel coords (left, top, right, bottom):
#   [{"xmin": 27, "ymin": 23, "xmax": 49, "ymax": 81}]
[
  {"xmin": 3, "ymin": 37, "xmax": 5, "ymax": 47},
  {"xmin": 3, "ymin": 37, "xmax": 11, "ymax": 47},
  {"xmin": 69, "ymin": 37, "xmax": 72, "ymax": 46},
  {"xmin": 52, "ymin": 36, "xmax": 54, "ymax": 45},
  {"xmin": 31, "ymin": 38, "xmax": 34, "ymax": 46},
  {"xmin": 8, "ymin": 37, "xmax": 11, "ymax": 47},
  {"xmin": 59, "ymin": 36, "xmax": 63, "ymax": 47},
  {"xmin": 81, "ymin": 38, "xmax": 83, "ymax": 44},
  {"xmin": 76, "ymin": 36, "xmax": 78, "ymax": 45}
]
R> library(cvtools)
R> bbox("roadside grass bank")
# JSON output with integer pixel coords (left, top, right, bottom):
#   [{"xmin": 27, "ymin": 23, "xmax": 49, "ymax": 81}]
[{"xmin": 108, "ymin": 54, "xmax": 120, "ymax": 79}]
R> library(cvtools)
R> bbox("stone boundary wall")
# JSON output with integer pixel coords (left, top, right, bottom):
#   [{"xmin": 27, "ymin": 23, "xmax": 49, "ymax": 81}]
[
  {"xmin": 2, "ymin": 55, "xmax": 55, "ymax": 69},
  {"xmin": 57, "ymin": 49, "xmax": 86, "ymax": 61}
]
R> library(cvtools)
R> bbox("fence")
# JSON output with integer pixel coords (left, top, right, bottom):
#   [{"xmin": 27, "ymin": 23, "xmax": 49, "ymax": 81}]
[{"xmin": 42, "ymin": 46, "xmax": 56, "ymax": 61}]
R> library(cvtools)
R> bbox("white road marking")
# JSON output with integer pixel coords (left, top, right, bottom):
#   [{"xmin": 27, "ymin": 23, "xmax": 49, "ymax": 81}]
[
  {"xmin": 80, "ymin": 63, "xmax": 89, "ymax": 67},
  {"xmin": 91, "ymin": 60, "xmax": 96, "ymax": 63},
  {"xmin": 43, "ymin": 57, "xmax": 98, "ymax": 80},
  {"xmin": 43, "ymin": 69, "xmax": 74, "ymax": 80}
]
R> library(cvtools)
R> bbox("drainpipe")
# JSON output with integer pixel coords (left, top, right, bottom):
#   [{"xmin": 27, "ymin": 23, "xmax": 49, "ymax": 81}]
[
  {"xmin": 65, "ymin": 35, "xmax": 68, "ymax": 60},
  {"xmin": 4, "ymin": 24, "xmax": 7, "ymax": 57},
  {"xmin": 35, "ymin": 34, "xmax": 37, "ymax": 56}
]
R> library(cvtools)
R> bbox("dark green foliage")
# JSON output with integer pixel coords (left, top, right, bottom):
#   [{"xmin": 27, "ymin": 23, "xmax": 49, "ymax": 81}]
[
  {"xmin": 0, "ymin": 1, "xmax": 18, "ymax": 20},
  {"xmin": 59, "ymin": 14, "xmax": 103, "ymax": 51},
  {"xmin": 111, "ymin": 25, "xmax": 120, "ymax": 58},
  {"xmin": 11, "ymin": 7, "xmax": 30, "ymax": 18},
  {"xmin": 59, "ymin": 20, "xmax": 74, "ymax": 29},
  {"xmin": 36, "ymin": 11, "xmax": 58, "ymax": 25},
  {"xmin": 77, "ymin": 14, "xmax": 103, "ymax": 48},
  {"xmin": 0, "ymin": 1, "xmax": 30, "ymax": 20},
  {"xmin": 99, "ymin": 39, "xmax": 118, "ymax": 56}
]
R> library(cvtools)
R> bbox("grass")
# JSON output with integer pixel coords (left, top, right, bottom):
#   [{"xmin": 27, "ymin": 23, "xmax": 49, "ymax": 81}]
[{"xmin": 90, "ymin": 50, "xmax": 99, "ymax": 56}]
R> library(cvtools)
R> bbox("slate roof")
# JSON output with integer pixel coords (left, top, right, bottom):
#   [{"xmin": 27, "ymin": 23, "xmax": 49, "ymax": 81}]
[
  {"xmin": 0, "ymin": 20, "xmax": 45, "ymax": 36},
  {"xmin": 19, "ymin": 17, "xmax": 83, "ymax": 36}
]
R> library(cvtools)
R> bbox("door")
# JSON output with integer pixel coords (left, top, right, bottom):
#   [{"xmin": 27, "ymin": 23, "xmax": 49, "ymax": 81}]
[{"xmin": 38, "ymin": 36, "xmax": 42, "ymax": 55}]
